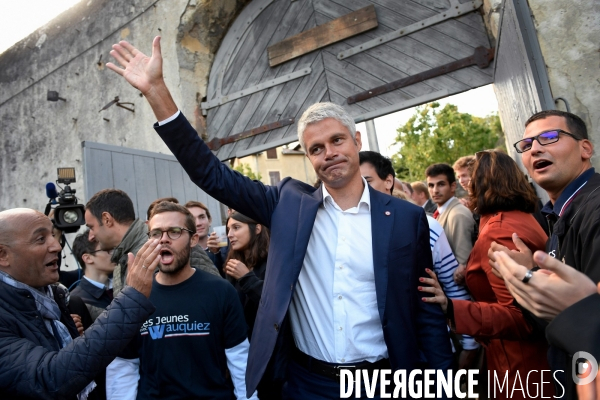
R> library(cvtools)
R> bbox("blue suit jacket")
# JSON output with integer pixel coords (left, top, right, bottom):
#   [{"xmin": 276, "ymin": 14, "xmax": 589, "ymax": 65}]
[{"xmin": 156, "ymin": 114, "xmax": 453, "ymax": 396}]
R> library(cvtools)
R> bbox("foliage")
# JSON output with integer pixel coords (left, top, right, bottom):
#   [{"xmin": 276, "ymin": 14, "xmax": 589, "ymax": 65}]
[
  {"xmin": 234, "ymin": 163, "xmax": 262, "ymax": 181},
  {"xmin": 391, "ymin": 102, "xmax": 505, "ymax": 181}
]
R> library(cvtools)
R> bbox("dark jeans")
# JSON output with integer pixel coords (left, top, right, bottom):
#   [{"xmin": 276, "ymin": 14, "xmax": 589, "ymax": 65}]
[{"xmin": 282, "ymin": 360, "xmax": 383, "ymax": 400}]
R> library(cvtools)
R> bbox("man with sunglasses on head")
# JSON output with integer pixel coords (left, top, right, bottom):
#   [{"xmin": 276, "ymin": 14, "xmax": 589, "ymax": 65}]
[
  {"xmin": 106, "ymin": 201, "xmax": 256, "ymax": 400},
  {"xmin": 489, "ymin": 109, "xmax": 599, "ymax": 398}
]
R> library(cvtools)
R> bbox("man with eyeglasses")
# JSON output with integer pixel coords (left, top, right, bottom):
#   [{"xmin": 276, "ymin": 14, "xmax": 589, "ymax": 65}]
[
  {"xmin": 489, "ymin": 109, "xmax": 599, "ymax": 398},
  {"xmin": 69, "ymin": 231, "xmax": 116, "ymax": 400},
  {"xmin": 71, "ymin": 229, "xmax": 116, "ymax": 321},
  {"xmin": 106, "ymin": 201, "xmax": 256, "ymax": 400}
]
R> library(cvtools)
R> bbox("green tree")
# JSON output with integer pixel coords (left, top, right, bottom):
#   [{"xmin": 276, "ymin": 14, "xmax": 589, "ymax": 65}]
[
  {"xmin": 234, "ymin": 163, "xmax": 262, "ymax": 181},
  {"xmin": 391, "ymin": 102, "xmax": 505, "ymax": 181}
]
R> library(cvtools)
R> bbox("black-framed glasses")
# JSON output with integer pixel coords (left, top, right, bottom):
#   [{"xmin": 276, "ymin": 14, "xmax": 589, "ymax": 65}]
[
  {"xmin": 147, "ymin": 227, "xmax": 194, "ymax": 240},
  {"xmin": 89, "ymin": 248, "xmax": 115, "ymax": 256},
  {"xmin": 513, "ymin": 129, "xmax": 580, "ymax": 153}
]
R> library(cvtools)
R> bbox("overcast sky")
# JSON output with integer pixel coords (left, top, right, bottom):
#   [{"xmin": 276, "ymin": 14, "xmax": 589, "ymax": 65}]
[
  {"xmin": 0, "ymin": 0, "xmax": 499, "ymax": 157},
  {"xmin": 0, "ymin": 0, "xmax": 81, "ymax": 54}
]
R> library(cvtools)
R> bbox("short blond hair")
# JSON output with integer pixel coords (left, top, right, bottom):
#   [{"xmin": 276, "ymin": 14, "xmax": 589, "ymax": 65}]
[
  {"xmin": 410, "ymin": 181, "xmax": 430, "ymax": 199},
  {"xmin": 453, "ymin": 155, "xmax": 476, "ymax": 172},
  {"xmin": 392, "ymin": 190, "xmax": 411, "ymax": 203}
]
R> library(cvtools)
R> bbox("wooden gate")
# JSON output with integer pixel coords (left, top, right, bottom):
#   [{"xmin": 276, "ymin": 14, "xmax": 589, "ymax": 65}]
[
  {"xmin": 203, "ymin": 0, "xmax": 494, "ymax": 160},
  {"xmin": 493, "ymin": 0, "xmax": 554, "ymax": 201},
  {"xmin": 494, "ymin": 0, "xmax": 554, "ymax": 167}
]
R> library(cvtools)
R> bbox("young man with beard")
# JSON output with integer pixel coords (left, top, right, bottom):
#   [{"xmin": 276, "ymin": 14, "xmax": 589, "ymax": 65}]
[
  {"xmin": 106, "ymin": 202, "xmax": 256, "ymax": 400},
  {"xmin": 426, "ymin": 164, "xmax": 475, "ymax": 274},
  {"xmin": 147, "ymin": 197, "xmax": 221, "ymax": 277}
]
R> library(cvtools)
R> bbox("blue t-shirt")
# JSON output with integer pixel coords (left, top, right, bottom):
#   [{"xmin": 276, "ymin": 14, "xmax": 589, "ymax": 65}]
[{"xmin": 134, "ymin": 269, "xmax": 247, "ymax": 399}]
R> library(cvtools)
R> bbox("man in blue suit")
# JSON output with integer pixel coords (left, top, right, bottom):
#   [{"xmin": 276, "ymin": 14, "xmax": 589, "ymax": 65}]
[{"xmin": 108, "ymin": 37, "xmax": 453, "ymax": 399}]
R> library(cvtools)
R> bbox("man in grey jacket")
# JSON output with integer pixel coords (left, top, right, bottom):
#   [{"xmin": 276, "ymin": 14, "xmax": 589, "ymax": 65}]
[
  {"xmin": 85, "ymin": 189, "xmax": 148, "ymax": 297},
  {"xmin": 0, "ymin": 208, "xmax": 159, "ymax": 399}
]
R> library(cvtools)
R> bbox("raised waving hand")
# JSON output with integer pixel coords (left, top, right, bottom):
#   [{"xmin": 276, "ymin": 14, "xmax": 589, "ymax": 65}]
[{"xmin": 107, "ymin": 36, "xmax": 177, "ymax": 120}]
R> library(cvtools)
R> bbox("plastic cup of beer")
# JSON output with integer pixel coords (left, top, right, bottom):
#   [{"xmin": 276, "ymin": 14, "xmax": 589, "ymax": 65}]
[{"xmin": 212, "ymin": 226, "xmax": 228, "ymax": 247}]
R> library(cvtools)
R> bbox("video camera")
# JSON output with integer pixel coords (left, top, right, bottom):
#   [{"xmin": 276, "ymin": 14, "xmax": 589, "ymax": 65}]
[{"xmin": 45, "ymin": 167, "xmax": 86, "ymax": 233}]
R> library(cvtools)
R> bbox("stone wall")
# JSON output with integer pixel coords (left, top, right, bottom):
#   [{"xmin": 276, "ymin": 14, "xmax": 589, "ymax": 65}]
[
  {"xmin": 0, "ymin": 0, "xmax": 249, "ymax": 212},
  {"xmin": 481, "ymin": 0, "xmax": 599, "ymax": 169},
  {"xmin": 528, "ymin": 0, "xmax": 600, "ymax": 168},
  {"xmin": 481, "ymin": 0, "xmax": 502, "ymax": 43}
]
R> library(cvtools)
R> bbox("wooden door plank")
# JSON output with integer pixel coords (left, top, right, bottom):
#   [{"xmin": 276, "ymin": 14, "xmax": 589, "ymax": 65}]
[
  {"xmin": 223, "ymin": 2, "xmax": 285, "ymax": 94},
  {"xmin": 315, "ymin": 1, "xmax": 489, "ymax": 91},
  {"xmin": 267, "ymin": 5, "xmax": 378, "ymax": 67},
  {"xmin": 219, "ymin": 5, "xmax": 316, "ymax": 138},
  {"xmin": 207, "ymin": 2, "xmax": 313, "ymax": 137}
]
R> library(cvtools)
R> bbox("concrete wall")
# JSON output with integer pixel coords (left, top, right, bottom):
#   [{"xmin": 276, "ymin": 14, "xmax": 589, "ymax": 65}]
[
  {"xmin": 528, "ymin": 0, "xmax": 600, "ymax": 168},
  {"xmin": 0, "ymin": 0, "xmax": 249, "ymax": 212},
  {"xmin": 481, "ymin": 0, "xmax": 599, "ymax": 169},
  {"xmin": 481, "ymin": 0, "xmax": 502, "ymax": 44}
]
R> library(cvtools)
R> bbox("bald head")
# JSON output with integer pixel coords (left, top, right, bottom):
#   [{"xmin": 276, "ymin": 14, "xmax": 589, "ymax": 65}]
[
  {"xmin": 0, "ymin": 209, "xmax": 46, "ymax": 245},
  {"xmin": 0, "ymin": 209, "xmax": 62, "ymax": 287}
]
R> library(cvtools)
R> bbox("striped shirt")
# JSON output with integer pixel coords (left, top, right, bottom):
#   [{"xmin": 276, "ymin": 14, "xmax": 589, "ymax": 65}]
[{"xmin": 427, "ymin": 216, "xmax": 478, "ymax": 350}]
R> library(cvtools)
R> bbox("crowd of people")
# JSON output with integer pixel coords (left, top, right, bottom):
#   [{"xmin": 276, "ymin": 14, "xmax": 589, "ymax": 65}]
[{"xmin": 0, "ymin": 35, "xmax": 598, "ymax": 400}]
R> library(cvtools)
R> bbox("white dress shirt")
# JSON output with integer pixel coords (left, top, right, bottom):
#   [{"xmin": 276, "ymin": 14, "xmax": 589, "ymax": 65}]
[
  {"xmin": 288, "ymin": 179, "xmax": 387, "ymax": 364},
  {"xmin": 436, "ymin": 196, "xmax": 456, "ymax": 216}
]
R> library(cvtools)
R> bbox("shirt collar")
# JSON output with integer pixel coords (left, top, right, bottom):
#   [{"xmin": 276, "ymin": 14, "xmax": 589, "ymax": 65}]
[
  {"xmin": 322, "ymin": 177, "xmax": 371, "ymax": 212},
  {"xmin": 437, "ymin": 196, "xmax": 456, "ymax": 215},
  {"xmin": 83, "ymin": 276, "xmax": 112, "ymax": 290},
  {"xmin": 542, "ymin": 167, "xmax": 595, "ymax": 217}
]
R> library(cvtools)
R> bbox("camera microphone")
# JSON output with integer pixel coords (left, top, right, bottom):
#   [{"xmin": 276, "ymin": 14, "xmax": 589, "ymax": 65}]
[{"xmin": 46, "ymin": 182, "xmax": 59, "ymax": 200}]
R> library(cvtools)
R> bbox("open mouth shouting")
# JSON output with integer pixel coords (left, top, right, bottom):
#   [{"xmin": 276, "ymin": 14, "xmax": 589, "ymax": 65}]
[
  {"xmin": 45, "ymin": 259, "xmax": 58, "ymax": 269},
  {"xmin": 160, "ymin": 248, "xmax": 174, "ymax": 265},
  {"xmin": 533, "ymin": 159, "xmax": 553, "ymax": 172}
]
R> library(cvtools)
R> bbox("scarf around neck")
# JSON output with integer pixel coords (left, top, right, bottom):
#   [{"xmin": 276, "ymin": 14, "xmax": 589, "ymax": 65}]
[{"xmin": 0, "ymin": 270, "xmax": 72, "ymax": 347}]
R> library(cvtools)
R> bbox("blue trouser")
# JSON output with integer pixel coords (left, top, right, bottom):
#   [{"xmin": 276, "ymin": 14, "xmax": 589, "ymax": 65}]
[{"xmin": 282, "ymin": 359, "xmax": 383, "ymax": 400}]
